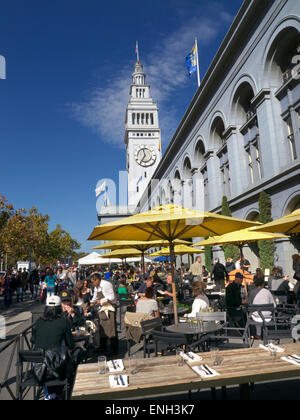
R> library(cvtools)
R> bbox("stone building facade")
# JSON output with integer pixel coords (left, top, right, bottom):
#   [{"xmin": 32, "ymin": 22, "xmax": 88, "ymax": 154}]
[{"xmin": 137, "ymin": 0, "xmax": 300, "ymax": 275}]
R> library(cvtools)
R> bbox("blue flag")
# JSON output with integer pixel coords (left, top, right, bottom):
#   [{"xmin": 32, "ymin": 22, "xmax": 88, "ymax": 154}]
[{"xmin": 186, "ymin": 43, "xmax": 197, "ymax": 78}]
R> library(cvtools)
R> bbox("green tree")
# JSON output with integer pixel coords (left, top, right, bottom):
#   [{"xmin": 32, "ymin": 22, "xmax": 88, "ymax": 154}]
[
  {"xmin": 258, "ymin": 191, "xmax": 275, "ymax": 271},
  {"xmin": 221, "ymin": 196, "xmax": 239, "ymax": 260},
  {"xmin": 204, "ymin": 245, "xmax": 212, "ymax": 271}
]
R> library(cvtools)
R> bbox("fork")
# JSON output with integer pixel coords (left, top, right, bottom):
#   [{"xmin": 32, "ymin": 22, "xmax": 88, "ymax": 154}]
[{"xmin": 114, "ymin": 375, "xmax": 120, "ymax": 385}]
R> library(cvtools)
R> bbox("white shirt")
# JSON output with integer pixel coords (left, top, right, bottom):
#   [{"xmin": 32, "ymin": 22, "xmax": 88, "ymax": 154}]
[
  {"xmin": 187, "ymin": 296, "xmax": 209, "ymax": 318},
  {"xmin": 251, "ymin": 288, "xmax": 275, "ymax": 323},
  {"xmin": 91, "ymin": 280, "xmax": 116, "ymax": 305}
]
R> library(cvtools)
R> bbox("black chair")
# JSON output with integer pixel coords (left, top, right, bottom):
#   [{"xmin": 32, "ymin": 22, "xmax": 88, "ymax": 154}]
[
  {"xmin": 140, "ymin": 318, "xmax": 164, "ymax": 358},
  {"xmin": 117, "ymin": 294, "xmax": 135, "ymax": 331},
  {"xmin": 17, "ymin": 350, "xmax": 70, "ymax": 400},
  {"xmin": 151, "ymin": 330, "xmax": 209, "ymax": 356},
  {"xmin": 244, "ymin": 304, "xmax": 276, "ymax": 345}
]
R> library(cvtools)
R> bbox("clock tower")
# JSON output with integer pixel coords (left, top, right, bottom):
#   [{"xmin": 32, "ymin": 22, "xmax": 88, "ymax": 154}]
[{"xmin": 125, "ymin": 60, "xmax": 162, "ymax": 208}]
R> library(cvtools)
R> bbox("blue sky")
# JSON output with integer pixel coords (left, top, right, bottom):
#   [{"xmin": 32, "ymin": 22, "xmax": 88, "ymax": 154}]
[{"xmin": 0, "ymin": 0, "xmax": 243, "ymax": 253}]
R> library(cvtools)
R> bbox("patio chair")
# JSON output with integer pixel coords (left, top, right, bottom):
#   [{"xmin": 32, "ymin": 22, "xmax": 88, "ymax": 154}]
[
  {"xmin": 199, "ymin": 312, "xmax": 250, "ymax": 349},
  {"xmin": 140, "ymin": 318, "xmax": 164, "ymax": 358},
  {"xmin": 244, "ymin": 304, "xmax": 276, "ymax": 346},
  {"xmin": 151, "ymin": 330, "xmax": 210, "ymax": 356},
  {"xmin": 17, "ymin": 350, "xmax": 70, "ymax": 400}
]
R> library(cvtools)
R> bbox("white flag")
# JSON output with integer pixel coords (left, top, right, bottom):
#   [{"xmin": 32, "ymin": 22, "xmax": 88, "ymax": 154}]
[{"xmin": 95, "ymin": 181, "xmax": 106, "ymax": 198}]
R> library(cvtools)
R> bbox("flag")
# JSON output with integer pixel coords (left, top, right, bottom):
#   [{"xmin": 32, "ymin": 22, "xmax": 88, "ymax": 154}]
[
  {"xmin": 95, "ymin": 181, "xmax": 107, "ymax": 198},
  {"xmin": 158, "ymin": 134, "xmax": 162, "ymax": 152},
  {"xmin": 186, "ymin": 42, "xmax": 198, "ymax": 78},
  {"xmin": 135, "ymin": 41, "xmax": 139, "ymax": 62},
  {"xmin": 137, "ymin": 175, "xmax": 143, "ymax": 186}
]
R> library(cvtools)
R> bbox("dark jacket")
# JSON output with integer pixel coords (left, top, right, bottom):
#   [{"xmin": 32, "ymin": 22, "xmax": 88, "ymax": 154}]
[
  {"xmin": 31, "ymin": 317, "xmax": 74, "ymax": 350},
  {"xmin": 226, "ymin": 282, "xmax": 242, "ymax": 309},
  {"xmin": 211, "ymin": 263, "xmax": 228, "ymax": 281}
]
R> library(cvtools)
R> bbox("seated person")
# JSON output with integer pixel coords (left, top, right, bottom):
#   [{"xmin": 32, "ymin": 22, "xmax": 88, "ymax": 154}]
[
  {"xmin": 136, "ymin": 287, "xmax": 159, "ymax": 318},
  {"xmin": 267, "ymin": 266, "xmax": 290, "ymax": 293},
  {"xmin": 61, "ymin": 289, "xmax": 85, "ymax": 330},
  {"xmin": 157, "ymin": 273, "xmax": 178, "ymax": 303},
  {"xmin": 202, "ymin": 266, "xmax": 210, "ymax": 282},
  {"xmin": 118, "ymin": 276, "xmax": 128, "ymax": 296},
  {"xmin": 138, "ymin": 277, "xmax": 154, "ymax": 297},
  {"xmin": 185, "ymin": 281, "xmax": 209, "ymax": 317},
  {"xmin": 31, "ymin": 295, "xmax": 75, "ymax": 400},
  {"xmin": 225, "ymin": 272, "xmax": 248, "ymax": 327},
  {"xmin": 249, "ymin": 274, "xmax": 276, "ymax": 339}
]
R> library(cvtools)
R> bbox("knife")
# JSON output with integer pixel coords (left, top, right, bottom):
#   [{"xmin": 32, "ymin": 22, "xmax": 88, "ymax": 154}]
[
  {"xmin": 119, "ymin": 375, "xmax": 125, "ymax": 386},
  {"xmin": 111, "ymin": 360, "xmax": 117, "ymax": 369},
  {"xmin": 203, "ymin": 364, "xmax": 213, "ymax": 375},
  {"xmin": 287, "ymin": 355, "xmax": 300, "ymax": 364}
]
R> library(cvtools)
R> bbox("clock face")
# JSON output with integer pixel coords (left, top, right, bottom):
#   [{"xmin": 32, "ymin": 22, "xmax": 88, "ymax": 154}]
[{"xmin": 135, "ymin": 146, "xmax": 156, "ymax": 167}]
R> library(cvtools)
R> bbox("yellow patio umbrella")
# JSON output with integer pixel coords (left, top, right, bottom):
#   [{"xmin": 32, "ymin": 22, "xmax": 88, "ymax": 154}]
[
  {"xmin": 195, "ymin": 228, "xmax": 289, "ymax": 293},
  {"xmin": 92, "ymin": 239, "xmax": 192, "ymax": 276},
  {"xmin": 88, "ymin": 204, "xmax": 261, "ymax": 325},
  {"xmin": 150, "ymin": 244, "xmax": 204, "ymax": 257},
  {"xmin": 250, "ymin": 209, "xmax": 300, "ymax": 234},
  {"xmin": 99, "ymin": 248, "xmax": 148, "ymax": 261}
]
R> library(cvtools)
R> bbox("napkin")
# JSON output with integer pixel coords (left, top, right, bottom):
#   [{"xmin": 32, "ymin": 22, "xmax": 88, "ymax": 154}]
[
  {"xmin": 192, "ymin": 364, "xmax": 220, "ymax": 378},
  {"xmin": 109, "ymin": 375, "xmax": 129, "ymax": 388},
  {"xmin": 281, "ymin": 354, "xmax": 300, "ymax": 366},
  {"xmin": 180, "ymin": 351, "xmax": 202, "ymax": 362},
  {"xmin": 107, "ymin": 359, "xmax": 125, "ymax": 372},
  {"xmin": 259, "ymin": 344, "xmax": 285, "ymax": 353}
]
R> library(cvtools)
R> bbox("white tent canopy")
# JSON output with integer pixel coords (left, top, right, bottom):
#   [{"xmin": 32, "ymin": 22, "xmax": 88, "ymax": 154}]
[{"xmin": 78, "ymin": 252, "xmax": 152, "ymax": 266}]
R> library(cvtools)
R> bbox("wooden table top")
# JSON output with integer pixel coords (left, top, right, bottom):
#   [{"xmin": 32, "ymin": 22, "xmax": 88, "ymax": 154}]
[{"xmin": 72, "ymin": 342, "xmax": 300, "ymax": 400}]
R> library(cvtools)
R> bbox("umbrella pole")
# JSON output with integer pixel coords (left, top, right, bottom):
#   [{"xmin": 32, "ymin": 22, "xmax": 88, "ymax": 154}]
[
  {"xmin": 180, "ymin": 255, "xmax": 184, "ymax": 296},
  {"xmin": 169, "ymin": 241, "xmax": 178, "ymax": 326},
  {"xmin": 142, "ymin": 250, "xmax": 146, "ymax": 279},
  {"xmin": 239, "ymin": 245, "xmax": 248, "ymax": 296}
]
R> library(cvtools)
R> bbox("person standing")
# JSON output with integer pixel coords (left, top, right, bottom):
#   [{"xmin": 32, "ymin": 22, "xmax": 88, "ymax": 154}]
[
  {"xmin": 15, "ymin": 270, "xmax": 24, "ymax": 303},
  {"xmin": 67, "ymin": 267, "xmax": 77, "ymax": 288},
  {"xmin": 225, "ymin": 272, "xmax": 247, "ymax": 327},
  {"xmin": 211, "ymin": 258, "xmax": 228, "ymax": 290},
  {"xmin": 3, "ymin": 270, "xmax": 14, "ymax": 307},
  {"xmin": 90, "ymin": 273, "xmax": 117, "ymax": 355},
  {"xmin": 188, "ymin": 256, "xmax": 203, "ymax": 282},
  {"xmin": 45, "ymin": 268, "xmax": 57, "ymax": 297}
]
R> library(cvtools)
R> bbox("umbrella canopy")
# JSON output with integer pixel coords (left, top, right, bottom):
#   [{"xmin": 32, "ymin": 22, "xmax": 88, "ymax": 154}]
[
  {"xmin": 92, "ymin": 238, "xmax": 192, "ymax": 251},
  {"xmin": 88, "ymin": 205, "xmax": 261, "ymax": 242},
  {"xmin": 88, "ymin": 204, "xmax": 261, "ymax": 325},
  {"xmin": 99, "ymin": 248, "xmax": 149, "ymax": 260},
  {"xmin": 250, "ymin": 209, "xmax": 300, "ymax": 234},
  {"xmin": 150, "ymin": 244, "xmax": 204, "ymax": 257},
  {"xmin": 194, "ymin": 228, "xmax": 289, "ymax": 248}
]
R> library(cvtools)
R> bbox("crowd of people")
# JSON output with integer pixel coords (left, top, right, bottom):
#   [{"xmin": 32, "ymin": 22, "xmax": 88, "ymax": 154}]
[{"xmin": 1, "ymin": 252, "xmax": 300, "ymax": 399}]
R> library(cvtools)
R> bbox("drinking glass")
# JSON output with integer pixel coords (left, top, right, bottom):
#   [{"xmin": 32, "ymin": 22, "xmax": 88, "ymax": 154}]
[
  {"xmin": 210, "ymin": 347, "xmax": 220, "ymax": 366},
  {"xmin": 129, "ymin": 356, "xmax": 139, "ymax": 374},
  {"xmin": 268, "ymin": 340, "xmax": 277, "ymax": 357},
  {"xmin": 98, "ymin": 356, "xmax": 107, "ymax": 374},
  {"xmin": 176, "ymin": 348, "xmax": 184, "ymax": 367}
]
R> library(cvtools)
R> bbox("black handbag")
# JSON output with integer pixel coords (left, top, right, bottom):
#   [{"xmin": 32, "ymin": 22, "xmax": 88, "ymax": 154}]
[{"xmin": 33, "ymin": 348, "xmax": 70, "ymax": 384}]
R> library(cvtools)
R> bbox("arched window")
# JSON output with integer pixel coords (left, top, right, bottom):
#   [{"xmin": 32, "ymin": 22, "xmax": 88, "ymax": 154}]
[
  {"xmin": 211, "ymin": 117, "xmax": 231, "ymax": 197},
  {"xmin": 266, "ymin": 27, "xmax": 300, "ymax": 162},
  {"xmin": 233, "ymin": 82, "xmax": 262, "ymax": 184}
]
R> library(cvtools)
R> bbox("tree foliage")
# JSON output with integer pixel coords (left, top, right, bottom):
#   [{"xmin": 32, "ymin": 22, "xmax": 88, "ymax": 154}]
[
  {"xmin": 221, "ymin": 196, "xmax": 239, "ymax": 260},
  {"xmin": 258, "ymin": 191, "xmax": 275, "ymax": 271},
  {"xmin": 0, "ymin": 195, "xmax": 82, "ymax": 267}
]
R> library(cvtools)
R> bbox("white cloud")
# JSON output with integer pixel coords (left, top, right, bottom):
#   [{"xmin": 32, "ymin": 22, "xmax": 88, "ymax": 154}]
[{"xmin": 69, "ymin": 6, "xmax": 234, "ymax": 149}]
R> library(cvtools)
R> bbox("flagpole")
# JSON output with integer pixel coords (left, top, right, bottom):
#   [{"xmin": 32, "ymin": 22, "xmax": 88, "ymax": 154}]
[
  {"xmin": 136, "ymin": 41, "xmax": 140, "ymax": 62},
  {"xmin": 195, "ymin": 37, "xmax": 200, "ymax": 87}
]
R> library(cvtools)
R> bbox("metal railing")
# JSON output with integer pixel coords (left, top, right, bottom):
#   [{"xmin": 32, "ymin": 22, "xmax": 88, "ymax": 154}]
[{"xmin": 0, "ymin": 324, "xmax": 33, "ymax": 400}]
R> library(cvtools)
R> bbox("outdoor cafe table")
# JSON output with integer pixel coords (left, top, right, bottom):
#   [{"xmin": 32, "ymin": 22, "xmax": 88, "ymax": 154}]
[
  {"xmin": 72, "ymin": 342, "xmax": 300, "ymax": 400},
  {"xmin": 166, "ymin": 321, "xmax": 223, "ymax": 336}
]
